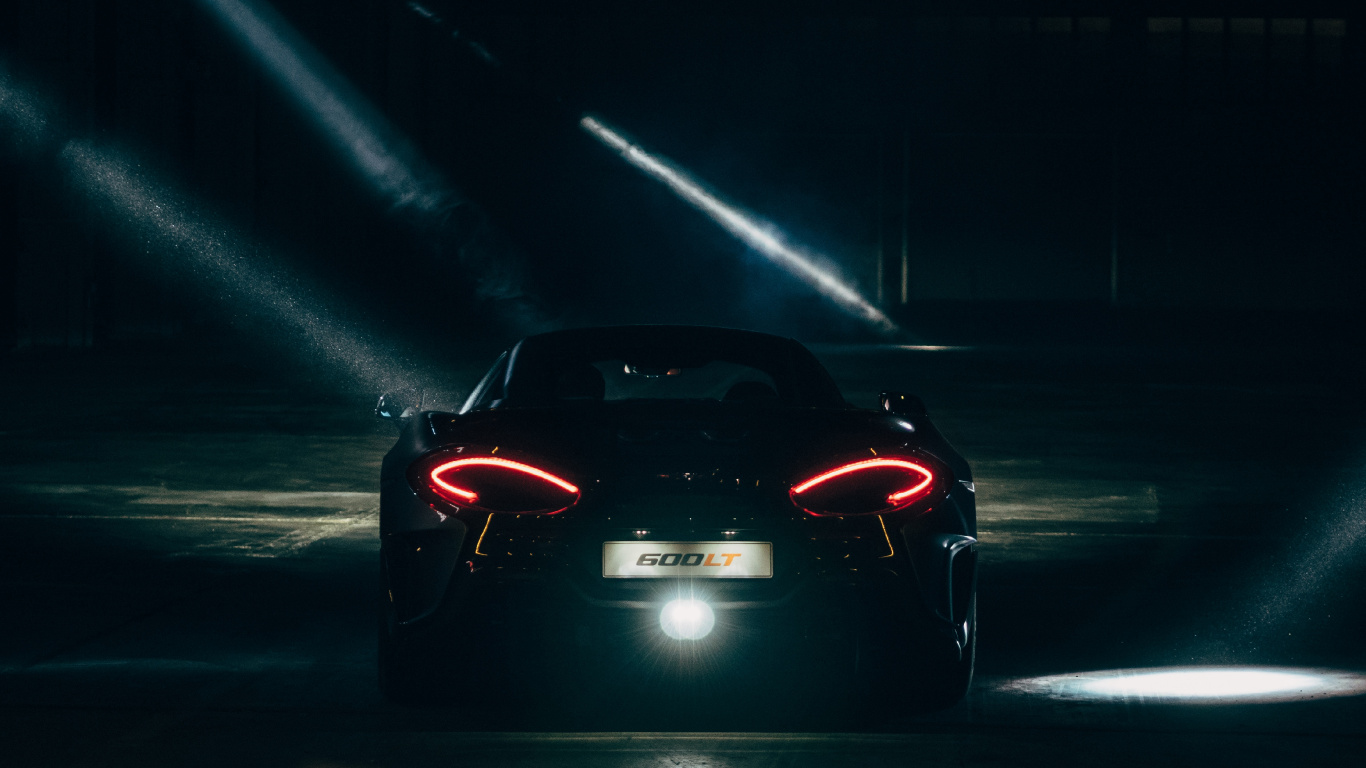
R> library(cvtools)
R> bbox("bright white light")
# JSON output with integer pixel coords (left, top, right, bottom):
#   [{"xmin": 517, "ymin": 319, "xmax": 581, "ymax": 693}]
[
  {"xmin": 580, "ymin": 117, "xmax": 898, "ymax": 335},
  {"xmin": 1004, "ymin": 666, "xmax": 1366, "ymax": 704},
  {"xmin": 1087, "ymin": 669, "xmax": 1319, "ymax": 698},
  {"xmin": 660, "ymin": 599, "xmax": 715, "ymax": 640}
]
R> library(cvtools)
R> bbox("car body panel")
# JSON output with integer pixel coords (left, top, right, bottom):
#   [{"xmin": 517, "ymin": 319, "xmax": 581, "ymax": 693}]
[{"xmin": 378, "ymin": 326, "xmax": 978, "ymax": 702}]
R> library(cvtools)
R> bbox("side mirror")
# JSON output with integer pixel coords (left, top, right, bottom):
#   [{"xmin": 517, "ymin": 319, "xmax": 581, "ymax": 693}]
[
  {"xmin": 880, "ymin": 391, "xmax": 927, "ymax": 418},
  {"xmin": 375, "ymin": 392, "xmax": 418, "ymax": 422}
]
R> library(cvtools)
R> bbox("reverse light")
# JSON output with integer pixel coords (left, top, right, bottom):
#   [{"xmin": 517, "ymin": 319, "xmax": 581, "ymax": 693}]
[
  {"xmin": 421, "ymin": 456, "xmax": 580, "ymax": 514},
  {"xmin": 790, "ymin": 458, "xmax": 938, "ymax": 516},
  {"xmin": 660, "ymin": 599, "xmax": 715, "ymax": 640}
]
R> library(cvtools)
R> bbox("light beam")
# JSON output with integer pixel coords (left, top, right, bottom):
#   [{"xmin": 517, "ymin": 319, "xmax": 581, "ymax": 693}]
[
  {"xmin": 196, "ymin": 0, "xmax": 545, "ymax": 331},
  {"xmin": 0, "ymin": 64, "xmax": 51, "ymax": 148},
  {"xmin": 60, "ymin": 140, "xmax": 421, "ymax": 392},
  {"xmin": 580, "ymin": 116, "xmax": 898, "ymax": 335},
  {"xmin": 197, "ymin": 0, "xmax": 453, "ymax": 216},
  {"xmin": 3, "ymin": 65, "xmax": 423, "ymax": 392}
]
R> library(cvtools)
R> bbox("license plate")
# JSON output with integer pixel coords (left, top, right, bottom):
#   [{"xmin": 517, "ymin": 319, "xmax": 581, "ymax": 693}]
[{"xmin": 602, "ymin": 541, "xmax": 773, "ymax": 578}]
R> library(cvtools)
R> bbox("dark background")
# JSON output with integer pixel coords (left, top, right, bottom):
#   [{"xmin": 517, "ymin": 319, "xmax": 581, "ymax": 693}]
[
  {"xmin": 1, "ymin": 1, "xmax": 1361, "ymax": 355},
  {"xmin": 4, "ymin": 5, "xmax": 1366, "ymax": 763}
]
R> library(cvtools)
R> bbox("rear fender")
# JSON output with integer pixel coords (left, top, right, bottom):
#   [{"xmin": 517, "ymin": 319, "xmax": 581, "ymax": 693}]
[{"xmin": 902, "ymin": 529, "xmax": 978, "ymax": 657}]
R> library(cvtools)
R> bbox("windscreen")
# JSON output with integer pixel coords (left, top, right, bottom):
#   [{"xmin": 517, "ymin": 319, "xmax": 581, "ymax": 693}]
[
  {"xmin": 481, "ymin": 327, "xmax": 847, "ymax": 410},
  {"xmin": 590, "ymin": 359, "xmax": 779, "ymax": 402}
]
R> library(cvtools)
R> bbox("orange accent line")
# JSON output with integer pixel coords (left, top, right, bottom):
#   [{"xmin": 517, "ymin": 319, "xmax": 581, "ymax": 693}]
[
  {"xmin": 877, "ymin": 515, "xmax": 896, "ymax": 558},
  {"xmin": 474, "ymin": 513, "xmax": 493, "ymax": 556}
]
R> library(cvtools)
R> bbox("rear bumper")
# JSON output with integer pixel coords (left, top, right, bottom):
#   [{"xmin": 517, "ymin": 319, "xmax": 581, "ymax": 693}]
[{"xmin": 381, "ymin": 483, "xmax": 977, "ymax": 654}]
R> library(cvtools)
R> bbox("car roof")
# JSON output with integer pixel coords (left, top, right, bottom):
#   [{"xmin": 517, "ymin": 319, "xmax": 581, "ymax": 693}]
[{"xmin": 519, "ymin": 324, "xmax": 796, "ymax": 351}]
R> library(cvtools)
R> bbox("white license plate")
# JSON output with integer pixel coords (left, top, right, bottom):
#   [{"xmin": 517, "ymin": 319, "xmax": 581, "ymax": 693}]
[{"xmin": 602, "ymin": 541, "xmax": 773, "ymax": 579}]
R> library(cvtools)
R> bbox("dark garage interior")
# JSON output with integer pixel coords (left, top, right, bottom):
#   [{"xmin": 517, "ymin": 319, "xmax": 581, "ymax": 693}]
[{"xmin": 2, "ymin": 1, "xmax": 1365, "ymax": 765}]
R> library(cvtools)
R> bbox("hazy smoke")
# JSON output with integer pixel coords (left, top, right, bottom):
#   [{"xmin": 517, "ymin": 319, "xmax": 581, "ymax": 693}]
[
  {"xmin": 0, "ymin": 63, "xmax": 53, "ymax": 151},
  {"xmin": 1228, "ymin": 469, "xmax": 1366, "ymax": 655},
  {"xmin": 4, "ymin": 61, "xmax": 429, "ymax": 392},
  {"xmin": 61, "ymin": 140, "xmax": 425, "ymax": 392},
  {"xmin": 198, "ymin": 0, "xmax": 451, "ymax": 216},
  {"xmin": 197, "ymin": 0, "xmax": 549, "ymax": 333}
]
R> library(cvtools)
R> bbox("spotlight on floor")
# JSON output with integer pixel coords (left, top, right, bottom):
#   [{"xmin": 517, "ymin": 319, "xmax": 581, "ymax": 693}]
[
  {"xmin": 1003, "ymin": 666, "xmax": 1366, "ymax": 704},
  {"xmin": 580, "ymin": 116, "xmax": 898, "ymax": 336},
  {"xmin": 660, "ymin": 599, "xmax": 715, "ymax": 640}
]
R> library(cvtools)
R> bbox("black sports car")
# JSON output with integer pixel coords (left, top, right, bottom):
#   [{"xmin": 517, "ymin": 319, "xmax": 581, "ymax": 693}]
[{"xmin": 376, "ymin": 325, "xmax": 977, "ymax": 714}]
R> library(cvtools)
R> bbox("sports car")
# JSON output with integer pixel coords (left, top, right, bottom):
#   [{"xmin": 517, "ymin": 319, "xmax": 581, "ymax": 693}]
[{"xmin": 376, "ymin": 325, "xmax": 977, "ymax": 714}]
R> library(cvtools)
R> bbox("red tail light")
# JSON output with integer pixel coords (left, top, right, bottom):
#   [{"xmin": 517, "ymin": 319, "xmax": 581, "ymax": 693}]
[
  {"xmin": 790, "ymin": 458, "xmax": 937, "ymax": 516},
  {"xmin": 421, "ymin": 457, "xmax": 580, "ymax": 514}
]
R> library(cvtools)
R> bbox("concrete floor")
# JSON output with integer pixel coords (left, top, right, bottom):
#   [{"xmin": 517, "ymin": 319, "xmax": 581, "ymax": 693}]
[{"xmin": 2, "ymin": 341, "xmax": 1365, "ymax": 766}]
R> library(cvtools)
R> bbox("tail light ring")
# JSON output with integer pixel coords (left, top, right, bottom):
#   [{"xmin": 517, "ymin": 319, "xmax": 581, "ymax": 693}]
[
  {"xmin": 790, "ymin": 456, "xmax": 947, "ymax": 517},
  {"xmin": 412, "ymin": 452, "xmax": 582, "ymax": 515}
]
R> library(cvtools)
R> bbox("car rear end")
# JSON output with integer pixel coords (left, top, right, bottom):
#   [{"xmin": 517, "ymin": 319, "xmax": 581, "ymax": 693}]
[{"xmin": 379, "ymin": 405, "xmax": 977, "ymax": 712}]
